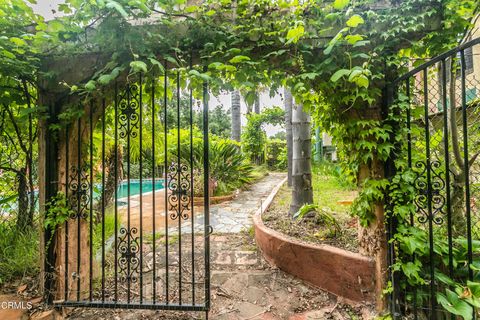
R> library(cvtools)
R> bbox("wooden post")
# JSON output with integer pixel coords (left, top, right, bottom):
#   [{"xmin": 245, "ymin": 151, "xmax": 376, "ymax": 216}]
[{"xmin": 38, "ymin": 53, "xmax": 111, "ymax": 302}]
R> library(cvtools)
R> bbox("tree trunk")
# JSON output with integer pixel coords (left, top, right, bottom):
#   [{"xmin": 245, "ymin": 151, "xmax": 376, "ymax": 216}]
[
  {"xmin": 94, "ymin": 145, "xmax": 123, "ymax": 221},
  {"xmin": 284, "ymin": 88, "xmax": 293, "ymax": 187},
  {"xmin": 290, "ymin": 102, "xmax": 313, "ymax": 214},
  {"xmin": 231, "ymin": 90, "xmax": 241, "ymax": 142},
  {"xmin": 16, "ymin": 167, "xmax": 32, "ymax": 230},
  {"xmin": 357, "ymin": 159, "xmax": 387, "ymax": 312},
  {"xmin": 447, "ymin": 60, "xmax": 468, "ymax": 236},
  {"xmin": 315, "ymin": 127, "xmax": 322, "ymax": 163},
  {"xmin": 254, "ymin": 91, "xmax": 260, "ymax": 114}
]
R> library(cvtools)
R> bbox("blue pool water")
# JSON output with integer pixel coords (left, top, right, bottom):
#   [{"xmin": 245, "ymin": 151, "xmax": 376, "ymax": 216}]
[
  {"xmin": 0, "ymin": 179, "xmax": 165, "ymax": 214},
  {"xmin": 116, "ymin": 179, "xmax": 165, "ymax": 199}
]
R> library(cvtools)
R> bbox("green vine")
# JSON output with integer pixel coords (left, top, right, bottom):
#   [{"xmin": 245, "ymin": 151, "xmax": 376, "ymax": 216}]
[{"xmin": 44, "ymin": 192, "xmax": 73, "ymax": 248}]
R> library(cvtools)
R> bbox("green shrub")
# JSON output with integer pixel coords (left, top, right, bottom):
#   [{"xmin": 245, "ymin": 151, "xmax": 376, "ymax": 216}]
[
  {"xmin": 209, "ymin": 139, "xmax": 254, "ymax": 195},
  {"xmin": 168, "ymin": 128, "xmax": 254, "ymax": 196},
  {"xmin": 266, "ymin": 138, "xmax": 287, "ymax": 170},
  {"xmin": 313, "ymin": 160, "xmax": 355, "ymax": 189},
  {"xmin": 242, "ymin": 107, "xmax": 284, "ymax": 164},
  {"xmin": 0, "ymin": 223, "xmax": 39, "ymax": 284}
]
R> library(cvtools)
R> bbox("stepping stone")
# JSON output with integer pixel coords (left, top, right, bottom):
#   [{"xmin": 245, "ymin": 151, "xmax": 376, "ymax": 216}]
[
  {"xmin": 212, "ymin": 271, "xmax": 236, "ymax": 285},
  {"xmin": 244, "ymin": 286, "xmax": 266, "ymax": 304},
  {"xmin": 234, "ymin": 251, "xmax": 258, "ymax": 265},
  {"xmin": 213, "ymin": 251, "xmax": 233, "ymax": 265},
  {"xmin": 222, "ymin": 273, "xmax": 249, "ymax": 296},
  {"xmin": 237, "ymin": 301, "xmax": 265, "ymax": 319}
]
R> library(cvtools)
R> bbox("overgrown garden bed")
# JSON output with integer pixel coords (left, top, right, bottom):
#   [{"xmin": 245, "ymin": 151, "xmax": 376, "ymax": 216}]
[{"xmin": 263, "ymin": 163, "xmax": 359, "ymax": 252}]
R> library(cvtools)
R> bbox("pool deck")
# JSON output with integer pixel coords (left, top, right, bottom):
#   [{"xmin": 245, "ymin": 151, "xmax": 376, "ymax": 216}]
[{"xmin": 118, "ymin": 173, "xmax": 287, "ymax": 234}]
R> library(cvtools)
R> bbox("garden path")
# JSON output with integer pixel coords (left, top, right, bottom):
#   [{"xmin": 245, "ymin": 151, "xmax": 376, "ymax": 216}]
[{"xmin": 189, "ymin": 172, "xmax": 287, "ymax": 234}]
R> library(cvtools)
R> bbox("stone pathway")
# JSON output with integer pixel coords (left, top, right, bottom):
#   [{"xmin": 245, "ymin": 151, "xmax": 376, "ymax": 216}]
[
  {"xmin": 179, "ymin": 173, "xmax": 287, "ymax": 234},
  {"xmin": 64, "ymin": 233, "xmax": 373, "ymax": 320},
  {"xmin": 1, "ymin": 173, "xmax": 374, "ymax": 320}
]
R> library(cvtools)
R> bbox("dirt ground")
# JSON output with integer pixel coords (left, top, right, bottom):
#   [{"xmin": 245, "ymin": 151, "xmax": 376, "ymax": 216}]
[{"xmin": 263, "ymin": 185, "xmax": 359, "ymax": 253}]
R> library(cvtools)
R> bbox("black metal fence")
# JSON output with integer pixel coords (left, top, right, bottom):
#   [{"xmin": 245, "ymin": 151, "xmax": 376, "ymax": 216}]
[
  {"xmin": 388, "ymin": 37, "xmax": 480, "ymax": 319},
  {"xmin": 45, "ymin": 65, "xmax": 211, "ymax": 316}
]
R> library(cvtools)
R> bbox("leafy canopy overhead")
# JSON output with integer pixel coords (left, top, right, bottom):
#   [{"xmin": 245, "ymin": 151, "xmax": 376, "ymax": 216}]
[{"xmin": 1, "ymin": 0, "xmax": 478, "ymax": 223}]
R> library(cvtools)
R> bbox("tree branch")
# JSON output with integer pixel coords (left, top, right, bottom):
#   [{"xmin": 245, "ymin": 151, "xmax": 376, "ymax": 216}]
[
  {"xmin": 4, "ymin": 103, "xmax": 28, "ymax": 155},
  {"xmin": 0, "ymin": 165, "xmax": 22, "ymax": 175}
]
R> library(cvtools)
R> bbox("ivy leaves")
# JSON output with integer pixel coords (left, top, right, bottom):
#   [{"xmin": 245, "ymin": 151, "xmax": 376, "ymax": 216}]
[
  {"xmin": 330, "ymin": 66, "xmax": 370, "ymax": 88},
  {"xmin": 333, "ymin": 0, "xmax": 349, "ymax": 10},
  {"xmin": 286, "ymin": 23, "xmax": 305, "ymax": 44}
]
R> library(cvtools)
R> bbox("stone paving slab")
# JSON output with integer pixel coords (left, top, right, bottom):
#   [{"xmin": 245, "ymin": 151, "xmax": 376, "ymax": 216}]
[{"xmin": 168, "ymin": 173, "xmax": 287, "ymax": 234}]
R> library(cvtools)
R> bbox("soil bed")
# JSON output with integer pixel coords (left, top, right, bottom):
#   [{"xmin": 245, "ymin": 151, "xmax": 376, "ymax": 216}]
[{"xmin": 263, "ymin": 181, "xmax": 359, "ymax": 253}]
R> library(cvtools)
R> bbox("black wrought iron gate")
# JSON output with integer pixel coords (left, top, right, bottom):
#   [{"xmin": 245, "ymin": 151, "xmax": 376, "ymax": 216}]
[
  {"xmin": 388, "ymin": 37, "xmax": 480, "ymax": 319},
  {"xmin": 44, "ymin": 64, "xmax": 211, "ymax": 316}
]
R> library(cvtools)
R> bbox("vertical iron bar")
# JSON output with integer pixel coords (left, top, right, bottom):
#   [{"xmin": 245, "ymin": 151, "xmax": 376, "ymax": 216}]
[
  {"xmin": 101, "ymin": 99, "xmax": 106, "ymax": 302},
  {"xmin": 139, "ymin": 74, "xmax": 144, "ymax": 304},
  {"xmin": 127, "ymin": 84, "xmax": 131, "ymax": 303},
  {"xmin": 114, "ymin": 83, "xmax": 119, "ymax": 302},
  {"xmin": 460, "ymin": 50, "xmax": 474, "ymax": 282},
  {"xmin": 89, "ymin": 101, "xmax": 94, "ymax": 301},
  {"xmin": 65, "ymin": 124, "xmax": 69, "ymax": 301},
  {"xmin": 152, "ymin": 75, "xmax": 157, "ymax": 304},
  {"xmin": 406, "ymin": 80, "xmax": 412, "ymax": 169},
  {"xmin": 76, "ymin": 115, "xmax": 81, "ymax": 301},
  {"xmin": 202, "ymin": 68, "xmax": 210, "ymax": 312},
  {"xmin": 441, "ymin": 60, "xmax": 454, "ymax": 281},
  {"xmin": 44, "ymin": 101, "xmax": 59, "ymax": 304},
  {"xmin": 164, "ymin": 62, "xmax": 169, "ymax": 304},
  {"xmin": 189, "ymin": 59, "xmax": 195, "ymax": 305},
  {"xmin": 177, "ymin": 70, "xmax": 182, "ymax": 305},
  {"xmin": 423, "ymin": 68, "xmax": 436, "ymax": 319},
  {"xmin": 406, "ymin": 79, "xmax": 418, "ymax": 320}
]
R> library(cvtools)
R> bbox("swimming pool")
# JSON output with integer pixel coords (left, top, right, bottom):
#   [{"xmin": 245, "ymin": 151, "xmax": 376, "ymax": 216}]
[
  {"xmin": 116, "ymin": 179, "xmax": 165, "ymax": 199},
  {"xmin": 0, "ymin": 179, "xmax": 165, "ymax": 214}
]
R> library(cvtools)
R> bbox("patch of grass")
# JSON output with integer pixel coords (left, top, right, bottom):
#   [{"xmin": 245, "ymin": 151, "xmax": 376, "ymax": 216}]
[
  {"xmin": 160, "ymin": 234, "xmax": 179, "ymax": 245},
  {"xmin": 0, "ymin": 223, "xmax": 39, "ymax": 284},
  {"xmin": 311, "ymin": 164, "xmax": 357, "ymax": 220},
  {"xmin": 144, "ymin": 231, "xmax": 164, "ymax": 244},
  {"xmin": 250, "ymin": 164, "xmax": 269, "ymax": 182},
  {"xmin": 92, "ymin": 208, "xmax": 119, "ymax": 255},
  {"xmin": 263, "ymin": 161, "xmax": 359, "ymax": 252},
  {"xmin": 240, "ymin": 226, "xmax": 257, "ymax": 251}
]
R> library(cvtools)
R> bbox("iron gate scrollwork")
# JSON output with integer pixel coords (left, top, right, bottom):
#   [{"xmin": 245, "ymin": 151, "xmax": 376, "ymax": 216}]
[
  {"xmin": 46, "ymin": 61, "xmax": 211, "ymax": 317},
  {"xmin": 387, "ymin": 37, "xmax": 480, "ymax": 319}
]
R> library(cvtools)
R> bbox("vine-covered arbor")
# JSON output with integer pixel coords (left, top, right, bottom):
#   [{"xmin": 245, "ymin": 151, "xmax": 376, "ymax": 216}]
[{"xmin": 1, "ymin": 0, "xmax": 479, "ymax": 319}]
